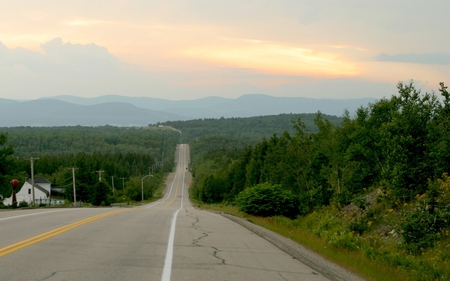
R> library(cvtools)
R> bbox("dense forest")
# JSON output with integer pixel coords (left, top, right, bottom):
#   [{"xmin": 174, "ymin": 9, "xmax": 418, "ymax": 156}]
[
  {"xmin": 189, "ymin": 82, "xmax": 450, "ymax": 279},
  {"xmin": 0, "ymin": 114, "xmax": 331, "ymax": 205},
  {"xmin": 161, "ymin": 113, "xmax": 342, "ymax": 143},
  {"xmin": 0, "ymin": 125, "xmax": 178, "ymax": 157},
  {"xmin": 1, "ymin": 113, "xmax": 341, "ymax": 205},
  {"xmin": 191, "ymin": 81, "xmax": 450, "ymax": 227},
  {"xmin": 0, "ymin": 126, "xmax": 179, "ymax": 204}
]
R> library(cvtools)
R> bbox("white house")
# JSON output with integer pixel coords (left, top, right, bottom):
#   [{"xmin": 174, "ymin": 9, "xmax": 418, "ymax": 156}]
[{"xmin": 3, "ymin": 177, "xmax": 64, "ymax": 206}]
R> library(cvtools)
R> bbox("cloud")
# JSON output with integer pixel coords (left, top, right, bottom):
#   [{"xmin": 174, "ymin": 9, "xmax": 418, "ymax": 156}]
[
  {"xmin": 0, "ymin": 38, "xmax": 423, "ymax": 101},
  {"xmin": 376, "ymin": 53, "xmax": 450, "ymax": 65},
  {"xmin": 0, "ymin": 38, "xmax": 167, "ymax": 99},
  {"xmin": 180, "ymin": 39, "xmax": 359, "ymax": 77}
]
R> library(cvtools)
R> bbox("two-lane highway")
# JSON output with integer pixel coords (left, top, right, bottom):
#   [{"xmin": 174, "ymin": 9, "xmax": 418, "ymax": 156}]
[{"xmin": 0, "ymin": 144, "xmax": 333, "ymax": 281}]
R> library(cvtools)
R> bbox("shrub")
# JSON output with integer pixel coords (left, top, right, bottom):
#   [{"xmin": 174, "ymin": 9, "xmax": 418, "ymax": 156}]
[
  {"xmin": 18, "ymin": 201, "xmax": 29, "ymax": 208},
  {"xmin": 354, "ymin": 197, "xmax": 369, "ymax": 210},
  {"xmin": 235, "ymin": 183, "xmax": 299, "ymax": 218},
  {"xmin": 349, "ymin": 216, "xmax": 369, "ymax": 235},
  {"xmin": 326, "ymin": 230, "xmax": 360, "ymax": 251},
  {"xmin": 401, "ymin": 209, "xmax": 443, "ymax": 253},
  {"xmin": 400, "ymin": 175, "xmax": 450, "ymax": 253}
]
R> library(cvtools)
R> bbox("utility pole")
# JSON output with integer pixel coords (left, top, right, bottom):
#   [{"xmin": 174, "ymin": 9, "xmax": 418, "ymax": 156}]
[
  {"xmin": 141, "ymin": 174, "xmax": 153, "ymax": 202},
  {"xmin": 30, "ymin": 157, "xmax": 39, "ymax": 205},
  {"xmin": 68, "ymin": 168, "xmax": 78, "ymax": 205},
  {"xmin": 120, "ymin": 178, "xmax": 126, "ymax": 190},
  {"xmin": 96, "ymin": 170, "xmax": 105, "ymax": 182},
  {"xmin": 111, "ymin": 176, "xmax": 115, "ymax": 195}
]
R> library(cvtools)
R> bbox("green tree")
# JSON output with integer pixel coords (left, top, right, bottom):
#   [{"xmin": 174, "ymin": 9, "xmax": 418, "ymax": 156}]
[
  {"xmin": 380, "ymin": 82, "xmax": 439, "ymax": 202},
  {"xmin": 428, "ymin": 82, "xmax": 450, "ymax": 178},
  {"xmin": 0, "ymin": 133, "xmax": 14, "ymax": 197},
  {"xmin": 91, "ymin": 180, "xmax": 111, "ymax": 206}
]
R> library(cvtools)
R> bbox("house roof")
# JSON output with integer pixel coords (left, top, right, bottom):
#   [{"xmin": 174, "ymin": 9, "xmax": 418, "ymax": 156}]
[
  {"xmin": 27, "ymin": 177, "xmax": 51, "ymax": 184},
  {"xmin": 26, "ymin": 177, "xmax": 51, "ymax": 197},
  {"xmin": 35, "ymin": 184, "xmax": 50, "ymax": 197}
]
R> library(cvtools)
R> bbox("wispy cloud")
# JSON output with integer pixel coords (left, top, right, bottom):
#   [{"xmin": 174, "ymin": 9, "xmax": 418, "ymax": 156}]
[
  {"xmin": 376, "ymin": 53, "xmax": 450, "ymax": 65},
  {"xmin": 181, "ymin": 39, "xmax": 359, "ymax": 77},
  {"xmin": 66, "ymin": 20, "xmax": 99, "ymax": 26}
]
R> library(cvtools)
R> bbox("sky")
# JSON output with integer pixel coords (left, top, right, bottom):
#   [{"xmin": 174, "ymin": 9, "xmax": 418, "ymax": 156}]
[{"xmin": 0, "ymin": 0, "xmax": 449, "ymax": 101}]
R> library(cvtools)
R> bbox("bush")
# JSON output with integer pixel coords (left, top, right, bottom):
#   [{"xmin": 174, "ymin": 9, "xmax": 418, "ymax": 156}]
[
  {"xmin": 349, "ymin": 216, "xmax": 369, "ymax": 235},
  {"xmin": 235, "ymin": 183, "xmax": 299, "ymax": 218},
  {"xmin": 326, "ymin": 230, "xmax": 360, "ymax": 251},
  {"xmin": 401, "ymin": 209, "xmax": 443, "ymax": 253},
  {"xmin": 401, "ymin": 175, "xmax": 450, "ymax": 253},
  {"xmin": 354, "ymin": 197, "xmax": 369, "ymax": 210},
  {"xmin": 18, "ymin": 201, "xmax": 29, "ymax": 208}
]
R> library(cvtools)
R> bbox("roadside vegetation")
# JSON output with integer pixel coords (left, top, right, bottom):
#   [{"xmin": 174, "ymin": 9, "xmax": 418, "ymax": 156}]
[{"xmin": 189, "ymin": 82, "xmax": 450, "ymax": 280}]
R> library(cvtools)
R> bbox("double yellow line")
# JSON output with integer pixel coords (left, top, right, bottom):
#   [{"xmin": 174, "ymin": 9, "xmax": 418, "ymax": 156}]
[
  {"xmin": 163, "ymin": 148, "xmax": 185, "ymax": 208},
  {"xmin": 164, "ymin": 173, "xmax": 181, "ymax": 208},
  {"xmin": 0, "ymin": 209, "xmax": 129, "ymax": 257}
]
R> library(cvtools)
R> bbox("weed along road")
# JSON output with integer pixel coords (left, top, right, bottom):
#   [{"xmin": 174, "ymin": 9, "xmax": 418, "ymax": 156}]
[{"xmin": 0, "ymin": 144, "xmax": 336, "ymax": 281}]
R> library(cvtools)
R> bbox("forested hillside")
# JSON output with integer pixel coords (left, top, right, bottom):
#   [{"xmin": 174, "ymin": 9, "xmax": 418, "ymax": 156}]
[
  {"xmin": 189, "ymin": 82, "xmax": 450, "ymax": 280},
  {"xmin": 1, "ymin": 126, "xmax": 178, "ymax": 157},
  {"xmin": 0, "ymin": 114, "xmax": 341, "ymax": 206},
  {"xmin": 0, "ymin": 126, "xmax": 179, "ymax": 204},
  {"xmin": 161, "ymin": 113, "xmax": 342, "ymax": 143}
]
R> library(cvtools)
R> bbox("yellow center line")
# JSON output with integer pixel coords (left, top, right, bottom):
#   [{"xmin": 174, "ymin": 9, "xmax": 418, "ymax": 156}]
[
  {"xmin": 164, "ymin": 175, "xmax": 180, "ymax": 208},
  {"xmin": 0, "ymin": 209, "xmax": 130, "ymax": 258}
]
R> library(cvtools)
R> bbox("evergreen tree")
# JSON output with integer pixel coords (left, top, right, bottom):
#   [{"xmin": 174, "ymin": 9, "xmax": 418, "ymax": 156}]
[{"xmin": 0, "ymin": 133, "xmax": 14, "ymax": 197}]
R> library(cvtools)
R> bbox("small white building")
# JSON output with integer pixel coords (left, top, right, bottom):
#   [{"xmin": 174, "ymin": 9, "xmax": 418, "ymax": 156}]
[{"xmin": 3, "ymin": 177, "xmax": 64, "ymax": 206}]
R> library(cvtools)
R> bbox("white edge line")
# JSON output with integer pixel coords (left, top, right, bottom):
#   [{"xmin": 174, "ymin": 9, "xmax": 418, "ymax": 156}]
[
  {"xmin": 161, "ymin": 145, "xmax": 186, "ymax": 281},
  {"xmin": 0, "ymin": 208, "xmax": 87, "ymax": 222}
]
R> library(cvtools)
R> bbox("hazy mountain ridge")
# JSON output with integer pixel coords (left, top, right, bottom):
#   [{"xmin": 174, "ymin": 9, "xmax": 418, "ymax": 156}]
[{"xmin": 0, "ymin": 94, "xmax": 377, "ymax": 126}]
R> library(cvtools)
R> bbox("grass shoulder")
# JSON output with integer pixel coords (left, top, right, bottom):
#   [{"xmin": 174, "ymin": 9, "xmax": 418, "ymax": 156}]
[{"xmin": 192, "ymin": 197, "xmax": 450, "ymax": 281}]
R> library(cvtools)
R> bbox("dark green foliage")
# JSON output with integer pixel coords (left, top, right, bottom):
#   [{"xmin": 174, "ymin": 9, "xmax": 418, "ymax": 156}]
[
  {"xmin": 0, "ymin": 126, "xmax": 175, "ymax": 203},
  {"xmin": 18, "ymin": 201, "xmax": 29, "ymax": 208},
  {"xmin": 400, "ymin": 175, "xmax": 450, "ymax": 253},
  {"xmin": 235, "ymin": 183, "xmax": 299, "ymax": 218},
  {"xmin": 0, "ymin": 133, "xmax": 14, "ymax": 197},
  {"xmin": 379, "ymin": 83, "xmax": 439, "ymax": 202},
  {"xmin": 349, "ymin": 217, "xmax": 369, "ymax": 235},
  {"xmin": 91, "ymin": 181, "xmax": 111, "ymax": 206},
  {"xmin": 401, "ymin": 210, "xmax": 443, "ymax": 253},
  {"xmin": 162, "ymin": 113, "xmax": 342, "ymax": 143},
  {"xmin": 1, "ymin": 126, "xmax": 178, "ymax": 159},
  {"xmin": 189, "ymin": 81, "xmax": 450, "ymax": 229},
  {"xmin": 354, "ymin": 197, "xmax": 369, "ymax": 211},
  {"xmin": 197, "ymin": 173, "xmax": 229, "ymax": 203}
]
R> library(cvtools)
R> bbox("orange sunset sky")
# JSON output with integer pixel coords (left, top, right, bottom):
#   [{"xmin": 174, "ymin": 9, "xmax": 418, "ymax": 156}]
[{"xmin": 1, "ymin": 0, "xmax": 449, "ymax": 100}]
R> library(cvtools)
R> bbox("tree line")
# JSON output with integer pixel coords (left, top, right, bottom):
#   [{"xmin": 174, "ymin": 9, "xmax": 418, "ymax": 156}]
[
  {"xmin": 190, "ymin": 82, "xmax": 450, "ymax": 252},
  {"xmin": 0, "ymin": 125, "xmax": 178, "ymax": 157},
  {"xmin": 161, "ymin": 113, "xmax": 342, "ymax": 143}
]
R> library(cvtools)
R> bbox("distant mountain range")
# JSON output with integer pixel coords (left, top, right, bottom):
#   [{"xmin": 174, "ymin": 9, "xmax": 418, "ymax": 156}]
[{"xmin": 0, "ymin": 94, "xmax": 377, "ymax": 127}]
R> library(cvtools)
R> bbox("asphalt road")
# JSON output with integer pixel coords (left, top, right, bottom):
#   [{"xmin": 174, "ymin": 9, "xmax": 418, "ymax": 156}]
[{"xmin": 0, "ymin": 144, "xmax": 342, "ymax": 281}]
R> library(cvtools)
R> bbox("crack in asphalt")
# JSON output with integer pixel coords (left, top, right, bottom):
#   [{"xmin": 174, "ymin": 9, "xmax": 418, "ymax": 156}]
[
  {"xmin": 278, "ymin": 272, "xmax": 289, "ymax": 281},
  {"xmin": 187, "ymin": 213, "xmax": 318, "ymax": 278},
  {"xmin": 41, "ymin": 271, "xmax": 58, "ymax": 280},
  {"xmin": 189, "ymin": 213, "xmax": 227, "ymax": 265}
]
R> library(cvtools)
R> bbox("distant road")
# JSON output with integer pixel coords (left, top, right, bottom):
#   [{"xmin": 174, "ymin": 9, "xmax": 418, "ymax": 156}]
[{"xmin": 0, "ymin": 144, "xmax": 333, "ymax": 281}]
